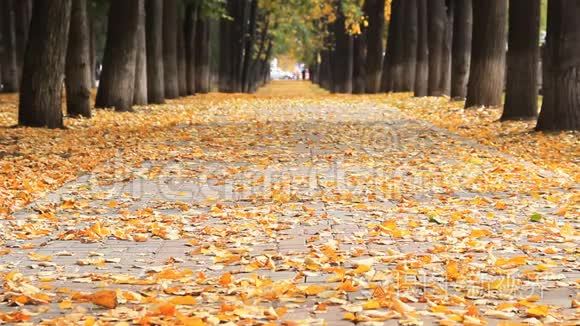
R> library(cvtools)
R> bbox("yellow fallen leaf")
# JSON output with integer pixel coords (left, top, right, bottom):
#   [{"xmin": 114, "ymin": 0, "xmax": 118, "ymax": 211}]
[{"xmin": 58, "ymin": 299, "xmax": 73, "ymax": 310}]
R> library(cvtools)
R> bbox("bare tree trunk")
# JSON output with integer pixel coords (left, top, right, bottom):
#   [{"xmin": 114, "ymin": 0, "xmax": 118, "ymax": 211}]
[
  {"xmin": 195, "ymin": 14, "xmax": 210, "ymax": 93},
  {"xmin": 381, "ymin": 0, "xmax": 400, "ymax": 92},
  {"xmin": 185, "ymin": 3, "xmax": 198, "ymax": 95},
  {"xmin": 440, "ymin": 0, "xmax": 453, "ymax": 95},
  {"xmin": 65, "ymin": 0, "xmax": 92, "ymax": 118},
  {"xmin": 414, "ymin": 0, "xmax": 429, "ymax": 97},
  {"xmin": 465, "ymin": 0, "xmax": 507, "ymax": 108},
  {"xmin": 19, "ymin": 0, "xmax": 71, "ymax": 128},
  {"xmin": 364, "ymin": 0, "xmax": 385, "ymax": 93},
  {"xmin": 241, "ymin": 0, "xmax": 257, "ymax": 93},
  {"xmin": 502, "ymin": 0, "xmax": 540, "ymax": 120},
  {"xmin": 389, "ymin": 0, "xmax": 405, "ymax": 92},
  {"xmin": 89, "ymin": 15, "xmax": 97, "ymax": 88},
  {"xmin": 451, "ymin": 0, "xmax": 472, "ymax": 99},
  {"xmin": 401, "ymin": 0, "xmax": 418, "ymax": 92},
  {"xmin": 146, "ymin": 0, "xmax": 165, "ymax": 103},
  {"xmin": 536, "ymin": 0, "xmax": 580, "ymax": 131},
  {"xmin": 352, "ymin": 33, "xmax": 367, "ymax": 94},
  {"xmin": 2, "ymin": 0, "xmax": 19, "ymax": 92},
  {"xmin": 14, "ymin": 0, "xmax": 32, "ymax": 84},
  {"xmin": 177, "ymin": 12, "xmax": 187, "ymax": 97},
  {"xmin": 95, "ymin": 0, "xmax": 140, "ymax": 111},
  {"xmin": 427, "ymin": 0, "xmax": 446, "ymax": 96},
  {"xmin": 333, "ymin": 1, "xmax": 353, "ymax": 93},
  {"xmin": 163, "ymin": 0, "xmax": 179, "ymax": 98},
  {"xmin": 133, "ymin": 0, "xmax": 148, "ymax": 105},
  {"xmin": 218, "ymin": 2, "xmax": 233, "ymax": 92}
]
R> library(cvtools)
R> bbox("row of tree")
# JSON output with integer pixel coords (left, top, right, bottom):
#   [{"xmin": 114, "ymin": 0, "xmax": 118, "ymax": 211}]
[
  {"xmin": 2, "ymin": 0, "xmax": 276, "ymax": 128},
  {"xmin": 311, "ymin": 0, "xmax": 579, "ymax": 131}
]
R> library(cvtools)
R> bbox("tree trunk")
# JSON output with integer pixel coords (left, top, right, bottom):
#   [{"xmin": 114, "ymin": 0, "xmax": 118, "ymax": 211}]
[
  {"xmin": 249, "ymin": 17, "xmax": 269, "ymax": 93},
  {"xmin": 146, "ymin": 0, "xmax": 165, "ymax": 103},
  {"xmin": 65, "ymin": 0, "xmax": 92, "ymax": 118},
  {"xmin": 401, "ymin": 0, "xmax": 418, "ymax": 92},
  {"xmin": 14, "ymin": 0, "xmax": 32, "ymax": 85},
  {"xmin": 95, "ymin": 0, "xmax": 140, "ymax": 111},
  {"xmin": 163, "ymin": 0, "xmax": 179, "ymax": 98},
  {"xmin": 427, "ymin": 0, "xmax": 446, "ymax": 96},
  {"xmin": 177, "ymin": 12, "xmax": 187, "ymax": 97},
  {"xmin": 18, "ymin": 0, "xmax": 71, "ymax": 128},
  {"xmin": 414, "ymin": 0, "xmax": 429, "ymax": 96},
  {"xmin": 502, "ymin": 0, "xmax": 540, "ymax": 120},
  {"xmin": 333, "ymin": 2, "xmax": 353, "ymax": 94},
  {"xmin": 218, "ymin": 4, "xmax": 233, "ymax": 92},
  {"xmin": 89, "ymin": 15, "xmax": 97, "ymax": 88},
  {"xmin": 241, "ymin": 0, "xmax": 257, "ymax": 93},
  {"xmin": 451, "ymin": 0, "xmax": 472, "ymax": 99},
  {"xmin": 352, "ymin": 34, "xmax": 366, "ymax": 94},
  {"xmin": 195, "ymin": 14, "xmax": 211, "ymax": 93},
  {"xmin": 185, "ymin": 3, "xmax": 198, "ymax": 95},
  {"xmin": 320, "ymin": 49, "xmax": 333, "ymax": 90},
  {"xmin": 389, "ymin": 0, "xmax": 405, "ymax": 92},
  {"xmin": 364, "ymin": 0, "xmax": 385, "ymax": 93},
  {"xmin": 465, "ymin": 0, "xmax": 507, "ymax": 108},
  {"xmin": 440, "ymin": 0, "xmax": 453, "ymax": 95},
  {"xmin": 536, "ymin": 0, "xmax": 580, "ymax": 131},
  {"xmin": 232, "ymin": 0, "xmax": 249, "ymax": 92},
  {"xmin": 2, "ymin": 0, "xmax": 19, "ymax": 92},
  {"xmin": 380, "ymin": 0, "xmax": 400, "ymax": 92},
  {"xmin": 133, "ymin": 0, "xmax": 148, "ymax": 105}
]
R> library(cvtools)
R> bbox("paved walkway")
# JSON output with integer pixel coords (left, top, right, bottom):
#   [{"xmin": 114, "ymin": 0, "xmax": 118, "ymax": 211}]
[{"xmin": 1, "ymin": 83, "xmax": 578, "ymax": 325}]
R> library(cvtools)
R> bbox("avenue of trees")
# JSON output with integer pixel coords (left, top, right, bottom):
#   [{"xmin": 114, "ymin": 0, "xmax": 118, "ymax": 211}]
[
  {"xmin": 0, "ymin": 0, "xmax": 578, "ymax": 131},
  {"xmin": 312, "ymin": 0, "xmax": 580, "ymax": 131}
]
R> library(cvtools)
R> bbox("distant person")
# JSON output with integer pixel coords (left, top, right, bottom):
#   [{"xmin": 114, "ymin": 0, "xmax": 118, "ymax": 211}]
[{"xmin": 301, "ymin": 69, "xmax": 307, "ymax": 80}]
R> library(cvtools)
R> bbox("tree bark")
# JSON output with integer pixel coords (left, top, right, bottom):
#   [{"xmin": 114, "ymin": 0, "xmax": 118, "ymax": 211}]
[
  {"xmin": 65, "ymin": 0, "xmax": 92, "ymax": 118},
  {"xmin": 95, "ymin": 0, "xmax": 140, "ymax": 111},
  {"xmin": 502, "ymin": 0, "xmax": 540, "ymax": 120},
  {"xmin": 440, "ymin": 0, "xmax": 453, "ymax": 95},
  {"xmin": 2, "ymin": 0, "xmax": 19, "ymax": 92},
  {"xmin": 146, "ymin": 0, "xmax": 165, "ymax": 103},
  {"xmin": 163, "ymin": 0, "xmax": 179, "ymax": 98},
  {"xmin": 381, "ymin": 0, "xmax": 400, "ymax": 92},
  {"xmin": 185, "ymin": 3, "xmax": 198, "ymax": 95},
  {"xmin": 241, "ymin": 0, "xmax": 258, "ymax": 93},
  {"xmin": 177, "ymin": 11, "xmax": 187, "ymax": 97},
  {"xmin": 232, "ymin": 0, "xmax": 249, "ymax": 92},
  {"xmin": 451, "ymin": 0, "xmax": 472, "ymax": 99},
  {"xmin": 364, "ymin": 0, "xmax": 385, "ymax": 93},
  {"xmin": 465, "ymin": 0, "xmax": 507, "ymax": 108},
  {"xmin": 133, "ymin": 0, "xmax": 148, "ymax": 105},
  {"xmin": 18, "ymin": 0, "xmax": 71, "ymax": 128},
  {"xmin": 218, "ymin": 3, "xmax": 233, "ymax": 92},
  {"xmin": 249, "ymin": 16, "xmax": 269, "ymax": 93},
  {"xmin": 414, "ymin": 0, "xmax": 429, "ymax": 96},
  {"xmin": 352, "ymin": 34, "xmax": 366, "ymax": 94},
  {"xmin": 333, "ymin": 1, "xmax": 353, "ymax": 94},
  {"xmin": 401, "ymin": 0, "xmax": 418, "ymax": 92},
  {"xmin": 389, "ymin": 0, "xmax": 405, "ymax": 92},
  {"xmin": 89, "ymin": 15, "xmax": 97, "ymax": 88},
  {"xmin": 14, "ymin": 0, "xmax": 32, "ymax": 84},
  {"xmin": 427, "ymin": 0, "xmax": 446, "ymax": 96},
  {"xmin": 195, "ymin": 14, "xmax": 211, "ymax": 93},
  {"xmin": 536, "ymin": 0, "xmax": 580, "ymax": 131}
]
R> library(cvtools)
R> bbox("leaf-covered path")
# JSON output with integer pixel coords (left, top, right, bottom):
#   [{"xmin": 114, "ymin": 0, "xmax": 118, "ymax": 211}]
[{"xmin": 0, "ymin": 82, "xmax": 578, "ymax": 325}]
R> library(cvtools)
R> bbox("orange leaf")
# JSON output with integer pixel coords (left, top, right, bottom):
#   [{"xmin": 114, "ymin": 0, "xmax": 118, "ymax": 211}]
[
  {"xmin": 219, "ymin": 272, "xmax": 233, "ymax": 286},
  {"xmin": 169, "ymin": 296, "xmax": 197, "ymax": 305},
  {"xmin": 157, "ymin": 302, "xmax": 177, "ymax": 316},
  {"xmin": 90, "ymin": 290, "xmax": 117, "ymax": 309}
]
